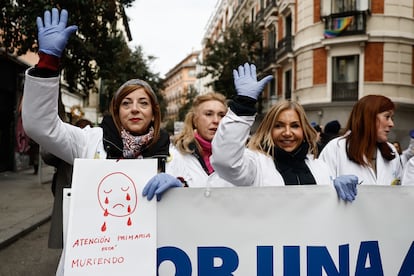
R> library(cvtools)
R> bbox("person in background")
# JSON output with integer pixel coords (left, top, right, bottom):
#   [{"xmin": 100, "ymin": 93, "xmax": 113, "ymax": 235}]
[
  {"xmin": 28, "ymin": 139, "xmax": 40, "ymax": 174},
  {"xmin": 400, "ymin": 129, "xmax": 414, "ymax": 166},
  {"xmin": 318, "ymin": 120, "xmax": 341, "ymax": 154},
  {"xmin": 401, "ymin": 156, "xmax": 414, "ymax": 185},
  {"xmin": 41, "ymin": 118, "xmax": 93, "ymax": 249},
  {"xmin": 311, "ymin": 122, "xmax": 323, "ymax": 154},
  {"xmin": 392, "ymin": 141, "xmax": 402, "ymax": 155},
  {"xmin": 210, "ymin": 63, "xmax": 358, "ymax": 201},
  {"xmin": 319, "ymin": 95, "xmax": 402, "ymax": 186},
  {"xmin": 311, "ymin": 122, "xmax": 322, "ymax": 142},
  {"xmin": 15, "ymin": 97, "xmax": 31, "ymax": 159},
  {"xmin": 142, "ymin": 92, "xmax": 235, "ymax": 201}
]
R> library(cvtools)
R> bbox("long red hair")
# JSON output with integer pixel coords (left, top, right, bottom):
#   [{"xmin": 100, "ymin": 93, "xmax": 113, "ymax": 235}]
[{"xmin": 345, "ymin": 94, "xmax": 395, "ymax": 166}]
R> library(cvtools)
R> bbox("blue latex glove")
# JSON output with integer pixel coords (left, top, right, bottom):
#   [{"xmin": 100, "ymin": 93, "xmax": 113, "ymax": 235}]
[
  {"xmin": 333, "ymin": 175, "xmax": 358, "ymax": 202},
  {"xmin": 233, "ymin": 63, "xmax": 273, "ymax": 100},
  {"xmin": 142, "ymin": 173, "xmax": 183, "ymax": 201},
  {"xmin": 36, "ymin": 8, "xmax": 78, "ymax": 57},
  {"xmin": 410, "ymin": 129, "xmax": 414, "ymax": 138}
]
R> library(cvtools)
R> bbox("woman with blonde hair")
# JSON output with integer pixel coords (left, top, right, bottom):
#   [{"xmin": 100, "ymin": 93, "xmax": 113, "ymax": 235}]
[
  {"xmin": 213, "ymin": 98, "xmax": 333, "ymax": 186},
  {"xmin": 248, "ymin": 101, "xmax": 320, "ymax": 159},
  {"xmin": 245, "ymin": 100, "xmax": 331, "ymax": 184},
  {"xmin": 173, "ymin": 93, "xmax": 227, "ymax": 163},
  {"xmin": 143, "ymin": 92, "xmax": 235, "ymax": 200},
  {"xmin": 211, "ymin": 63, "xmax": 358, "ymax": 201}
]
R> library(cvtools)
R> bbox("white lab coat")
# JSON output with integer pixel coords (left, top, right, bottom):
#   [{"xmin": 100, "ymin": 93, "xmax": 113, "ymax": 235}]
[
  {"xmin": 401, "ymin": 156, "xmax": 414, "ymax": 185},
  {"xmin": 166, "ymin": 144, "xmax": 234, "ymax": 188},
  {"xmin": 211, "ymin": 109, "xmax": 333, "ymax": 186},
  {"xmin": 401, "ymin": 137, "xmax": 414, "ymax": 166},
  {"xmin": 21, "ymin": 71, "xmax": 106, "ymax": 164},
  {"xmin": 319, "ymin": 136, "xmax": 402, "ymax": 185}
]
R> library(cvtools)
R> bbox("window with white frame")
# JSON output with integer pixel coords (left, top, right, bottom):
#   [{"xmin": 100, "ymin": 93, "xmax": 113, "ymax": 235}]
[{"xmin": 332, "ymin": 55, "xmax": 359, "ymax": 101}]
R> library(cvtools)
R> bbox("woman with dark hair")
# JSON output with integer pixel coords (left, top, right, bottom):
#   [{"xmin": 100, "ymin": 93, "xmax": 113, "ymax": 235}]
[
  {"xmin": 100, "ymin": 79, "xmax": 168, "ymax": 162},
  {"xmin": 21, "ymin": 8, "xmax": 170, "ymax": 264},
  {"xmin": 319, "ymin": 95, "xmax": 402, "ymax": 185},
  {"xmin": 22, "ymin": 8, "xmax": 169, "ymax": 168}
]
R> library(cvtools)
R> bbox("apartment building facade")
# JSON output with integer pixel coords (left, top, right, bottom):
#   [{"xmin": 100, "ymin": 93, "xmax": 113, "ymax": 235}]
[
  {"xmin": 201, "ymin": 0, "xmax": 414, "ymax": 146},
  {"xmin": 163, "ymin": 51, "xmax": 200, "ymax": 121}
]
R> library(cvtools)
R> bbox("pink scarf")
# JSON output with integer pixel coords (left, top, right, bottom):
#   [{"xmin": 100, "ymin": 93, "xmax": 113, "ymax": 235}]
[{"xmin": 194, "ymin": 132, "xmax": 214, "ymax": 174}]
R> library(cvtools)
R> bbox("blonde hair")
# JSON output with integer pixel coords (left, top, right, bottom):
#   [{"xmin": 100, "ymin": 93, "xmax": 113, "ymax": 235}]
[
  {"xmin": 247, "ymin": 100, "xmax": 318, "ymax": 158},
  {"xmin": 173, "ymin": 92, "xmax": 227, "ymax": 154}
]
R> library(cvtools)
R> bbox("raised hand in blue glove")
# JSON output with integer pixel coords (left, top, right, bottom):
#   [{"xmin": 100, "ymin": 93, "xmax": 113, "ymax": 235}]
[
  {"xmin": 142, "ymin": 173, "xmax": 183, "ymax": 201},
  {"xmin": 333, "ymin": 175, "xmax": 358, "ymax": 202},
  {"xmin": 233, "ymin": 63, "xmax": 273, "ymax": 100},
  {"xmin": 36, "ymin": 8, "xmax": 78, "ymax": 57}
]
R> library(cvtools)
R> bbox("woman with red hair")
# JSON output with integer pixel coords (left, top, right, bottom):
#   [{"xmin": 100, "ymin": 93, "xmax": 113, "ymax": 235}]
[{"xmin": 319, "ymin": 95, "xmax": 403, "ymax": 185}]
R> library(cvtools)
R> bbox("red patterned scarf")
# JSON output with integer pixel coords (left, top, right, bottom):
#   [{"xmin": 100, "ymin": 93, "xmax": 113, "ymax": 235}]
[{"xmin": 121, "ymin": 127, "xmax": 154, "ymax": 158}]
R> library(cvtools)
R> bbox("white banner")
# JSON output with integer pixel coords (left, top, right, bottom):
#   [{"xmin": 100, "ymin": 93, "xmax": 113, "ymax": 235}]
[
  {"xmin": 61, "ymin": 164, "xmax": 414, "ymax": 275},
  {"xmin": 63, "ymin": 159, "xmax": 158, "ymax": 276},
  {"xmin": 157, "ymin": 185, "xmax": 414, "ymax": 276}
]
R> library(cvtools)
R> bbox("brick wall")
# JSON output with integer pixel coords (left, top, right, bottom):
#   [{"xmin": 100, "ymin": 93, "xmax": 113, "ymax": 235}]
[
  {"xmin": 364, "ymin": 42, "xmax": 384, "ymax": 82},
  {"xmin": 371, "ymin": 0, "xmax": 384, "ymax": 14},
  {"xmin": 313, "ymin": 48, "xmax": 326, "ymax": 85}
]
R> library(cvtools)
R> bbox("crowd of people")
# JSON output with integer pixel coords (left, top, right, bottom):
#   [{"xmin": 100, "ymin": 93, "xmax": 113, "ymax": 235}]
[{"xmin": 21, "ymin": 8, "xmax": 414, "ymax": 259}]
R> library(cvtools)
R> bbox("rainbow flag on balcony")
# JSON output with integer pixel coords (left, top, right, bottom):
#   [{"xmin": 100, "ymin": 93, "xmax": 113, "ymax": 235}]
[{"xmin": 324, "ymin": 16, "xmax": 353, "ymax": 38}]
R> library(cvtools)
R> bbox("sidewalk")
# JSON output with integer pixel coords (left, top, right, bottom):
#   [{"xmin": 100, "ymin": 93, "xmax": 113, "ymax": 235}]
[{"xmin": 0, "ymin": 165, "xmax": 55, "ymax": 249}]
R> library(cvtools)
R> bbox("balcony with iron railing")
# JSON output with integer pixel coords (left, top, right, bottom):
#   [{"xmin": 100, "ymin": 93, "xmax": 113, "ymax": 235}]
[
  {"xmin": 230, "ymin": 0, "xmax": 247, "ymax": 26},
  {"xmin": 322, "ymin": 11, "xmax": 367, "ymax": 38},
  {"xmin": 256, "ymin": 9, "xmax": 264, "ymax": 22},
  {"xmin": 276, "ymin": 36, "xmax": 293, "ymax": 57},
  {"xmin": 258, "ymin": 48, "xmax": 277, "ymax": 69},
  {"xmin": 255, "ymin": 9, "xmax": 265, "ymax": 29},
  {"xmin": 332, "ymin": 81, "xmax": 358, "ymax": 101},
  {"xmin": 264, "ymin": 0, "xmax": 277, "ymax": 17}
]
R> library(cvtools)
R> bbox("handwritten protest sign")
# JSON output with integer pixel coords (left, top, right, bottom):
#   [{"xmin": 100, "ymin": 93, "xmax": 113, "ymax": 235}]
[{"xmin": 63, "ymin": 159, "xmax": 157, "ymax": 276}]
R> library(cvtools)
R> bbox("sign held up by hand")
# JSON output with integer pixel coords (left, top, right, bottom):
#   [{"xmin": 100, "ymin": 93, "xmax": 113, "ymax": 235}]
[{"xmin": 63, "ymin": 159, "xmax": 157, "ymax": 276}]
